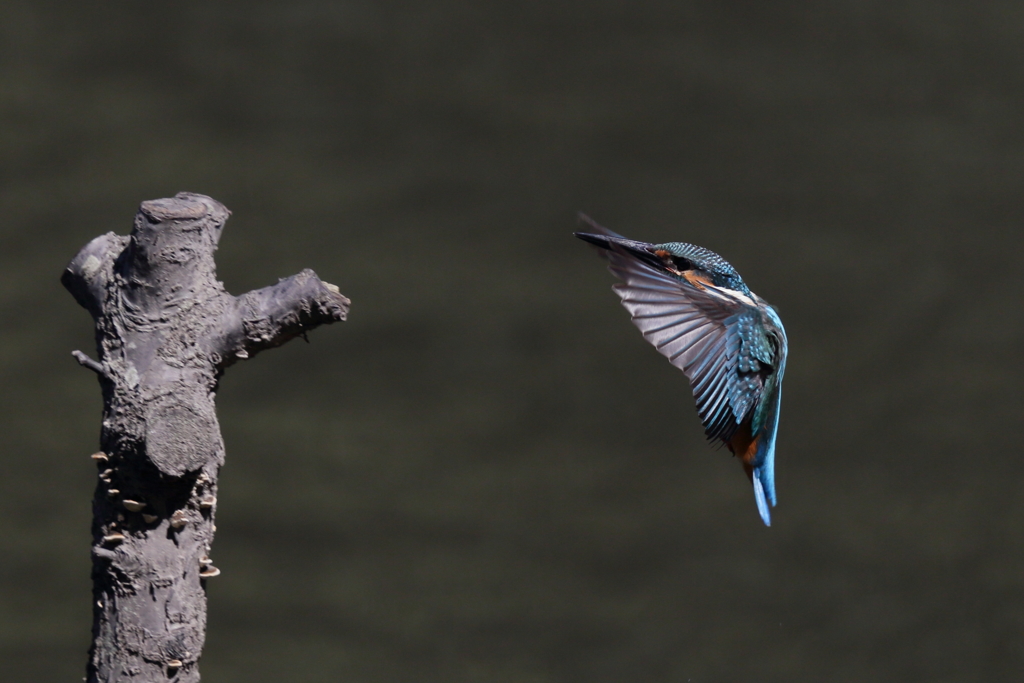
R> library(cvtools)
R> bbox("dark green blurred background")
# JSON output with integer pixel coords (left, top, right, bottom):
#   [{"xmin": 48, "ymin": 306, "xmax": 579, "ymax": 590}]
[{"xmin": 3, "ymin": 1, "xmax": 1024, "ymax": 681}]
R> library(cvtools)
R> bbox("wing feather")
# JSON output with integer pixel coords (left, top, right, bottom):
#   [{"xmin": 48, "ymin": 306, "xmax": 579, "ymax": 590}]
[
  {"xmin": 697, "ymin": 367, "xmax": 730, "ymax": 417},
  {"xmin": 663, "ymin": 325, "xmax": 718, "ymax": 362},
  {"xmin": 688, "ymin": 334, "xmax": 728, "ymax": 380},
  {"xmin": 631, "ymin": 306, "xmax": 699, "ymax": 320},
  {"xmin": 644, "ymin": 316, "xmax": 707, "ymax": 341},
  {"xmin": 694, "ymin": 354, "xmax": 737, "ymax": 440}
]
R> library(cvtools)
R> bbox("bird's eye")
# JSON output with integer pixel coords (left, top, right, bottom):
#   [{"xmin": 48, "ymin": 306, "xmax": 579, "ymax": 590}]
[
  {"xmin": 653, "ymin": 249, "xmax": 695, "ymax": 272},
  {"xmin": 672, "ymin": 256, "xmax": 694, "ymax": 271}
]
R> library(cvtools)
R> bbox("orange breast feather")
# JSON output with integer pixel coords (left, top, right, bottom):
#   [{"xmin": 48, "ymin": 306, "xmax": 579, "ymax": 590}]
[{"xmin": 728, "ymin": 423, "xmax": 761, "ymax": 477}]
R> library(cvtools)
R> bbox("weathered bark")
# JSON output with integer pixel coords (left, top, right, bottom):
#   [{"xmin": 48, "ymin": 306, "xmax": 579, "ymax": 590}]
[{"xmin": 62, "ymin": 193, "xmax": 350, "ymax": 683}]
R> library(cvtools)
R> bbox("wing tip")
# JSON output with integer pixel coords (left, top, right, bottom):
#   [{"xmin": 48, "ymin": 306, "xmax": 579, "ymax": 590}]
[
  {"xmin": 576, "ymin": 212, "xmax": 605, "ymax": 232},
  {"xmin": 576, "ymin": 213, "xmax": 627, "ymax": 239}
]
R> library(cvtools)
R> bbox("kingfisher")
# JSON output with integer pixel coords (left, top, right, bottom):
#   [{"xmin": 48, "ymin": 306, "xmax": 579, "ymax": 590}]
[{"xmin": 575, "ymin": 214, "xmax": 788, "ymax": 525}]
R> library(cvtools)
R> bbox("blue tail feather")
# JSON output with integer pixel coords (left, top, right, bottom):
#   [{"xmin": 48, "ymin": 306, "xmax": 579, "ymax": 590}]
[
  {"xmin": 752, "ymin": 472, "xmax": 771, "ymax": 526},
  {"xmin": 750, "ymin": 386, "xmax": 782, "ymax": 525}
]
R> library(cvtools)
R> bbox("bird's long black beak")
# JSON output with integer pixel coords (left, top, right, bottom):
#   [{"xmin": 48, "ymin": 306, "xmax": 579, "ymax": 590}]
[
  {"xmin": 574, "ymin": 213, "xmax": 654, "ymax": 252},
  {"xmin": 574, "ymin": 231, "xmax": 616, "ymax": 249},
  {"xmin": 575, "ymin": 216, "xmax": 663, "ymax": 270},
  {"xmin": 574, "ymin": 229, "xmax": 656, "ymax": 252}
]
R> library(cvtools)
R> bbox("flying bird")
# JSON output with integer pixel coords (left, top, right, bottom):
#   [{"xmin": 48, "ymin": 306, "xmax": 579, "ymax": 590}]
[{"xmin": 576, "ymin": 215, "xmax": 788, "ymax": 525}]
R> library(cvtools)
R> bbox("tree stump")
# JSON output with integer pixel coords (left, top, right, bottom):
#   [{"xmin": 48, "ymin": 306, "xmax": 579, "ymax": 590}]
[{"xmin": 62, "ymin": 193, "xmax": 350, "ymax": 682}]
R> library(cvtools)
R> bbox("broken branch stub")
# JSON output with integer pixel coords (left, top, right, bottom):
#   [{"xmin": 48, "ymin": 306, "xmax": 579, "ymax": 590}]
[{"xmin": 62, "ymin": 193, "xmax": 349, "ymax": 683}]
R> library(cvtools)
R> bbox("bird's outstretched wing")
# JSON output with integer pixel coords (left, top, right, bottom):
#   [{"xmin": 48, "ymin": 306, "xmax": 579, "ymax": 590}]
[{"xmin": 576, "ymin": 215, "xmax": 770, "ymax": 444}]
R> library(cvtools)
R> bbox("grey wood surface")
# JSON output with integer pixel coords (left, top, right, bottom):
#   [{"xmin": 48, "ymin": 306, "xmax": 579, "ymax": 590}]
[{"xmin": 63, "ymin": 194, "xmax": 349, "ymax": 682}]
